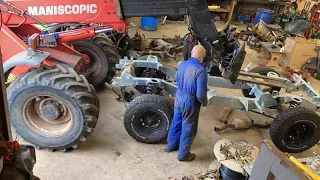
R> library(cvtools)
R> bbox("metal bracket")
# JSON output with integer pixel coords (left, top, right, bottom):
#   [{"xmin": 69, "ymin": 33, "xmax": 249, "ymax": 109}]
[{"xmin": 116, "ymin": 56, "xmax": 161, "ymax": 70}]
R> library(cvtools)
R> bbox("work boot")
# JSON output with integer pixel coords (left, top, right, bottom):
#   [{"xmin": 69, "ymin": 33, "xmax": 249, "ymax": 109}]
[
  {"xmin": 164, "ymin": 147, "xmax": 178, "ymax": 153},
  {"xmin": 178, "ymin": 153, "xmax": 196, "ymax": 161}
]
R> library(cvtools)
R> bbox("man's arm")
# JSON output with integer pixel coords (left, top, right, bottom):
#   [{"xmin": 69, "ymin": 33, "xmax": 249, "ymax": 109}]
[{"xmin": 196, "ymin": 69, "xmax": 208, "ymax": 107}]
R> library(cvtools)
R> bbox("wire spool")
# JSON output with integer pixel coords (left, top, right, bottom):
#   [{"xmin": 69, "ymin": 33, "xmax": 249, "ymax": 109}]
[
  {"xmin": 220, "ymin": 164, "xmax": 246, "ymax": 180},
  {"xmin": 214, "ymin": 139, "xmax": 257, "ymax": 180}
]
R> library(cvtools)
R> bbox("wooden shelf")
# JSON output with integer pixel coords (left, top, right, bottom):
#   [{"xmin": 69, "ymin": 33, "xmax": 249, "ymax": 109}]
[
  {"xmin": 207, "ymin": 0, "xmax": 237, "ymax": 20},
  {"xmin": 209, "ymin": 8, "xmax": 231, "ymax": 13},
  {"xmin": 237, "ymin": 0, "xmax": 289, "ymax": 6}
]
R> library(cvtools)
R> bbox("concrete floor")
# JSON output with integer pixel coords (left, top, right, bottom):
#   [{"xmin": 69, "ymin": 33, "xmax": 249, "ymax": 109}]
[{"xmin": 30, "ymin": 20, "xmax": 319, "ymax": 179}]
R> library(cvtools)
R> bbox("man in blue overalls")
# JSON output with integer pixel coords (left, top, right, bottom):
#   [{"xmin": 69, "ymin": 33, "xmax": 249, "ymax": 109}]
[{"xmin": 166, "ymin": 45, "xmax": 208, "ymax": 161}]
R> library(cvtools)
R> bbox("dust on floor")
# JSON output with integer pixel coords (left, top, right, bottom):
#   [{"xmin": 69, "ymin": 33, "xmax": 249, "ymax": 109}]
[{"xmin": 31, "ymin": 19, "xmax": 320, "ymax": 180}]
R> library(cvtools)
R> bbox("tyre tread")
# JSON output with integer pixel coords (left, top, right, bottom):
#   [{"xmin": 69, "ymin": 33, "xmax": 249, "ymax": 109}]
[
  {"xmin": 69, "ymin": 37, "xmax": 118, "ymax": 86},
  {"xmin": 7, "ymin": 65, "xmax": 99, "ymax": 151},
  {"xmin": 124, "ymin": 94, "xmax": 173, "ymax": 144},
  {"xmin": 270, "ymin": 107, "xmax": 320, "ymax": 153}
]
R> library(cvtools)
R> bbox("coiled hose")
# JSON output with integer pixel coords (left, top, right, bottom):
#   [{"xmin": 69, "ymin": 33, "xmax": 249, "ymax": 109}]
[{"xmin": 219, "ymin": 164, "xmax": 246, "ymax": 180}]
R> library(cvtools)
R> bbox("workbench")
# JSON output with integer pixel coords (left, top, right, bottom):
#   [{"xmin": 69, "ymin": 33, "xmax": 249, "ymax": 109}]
[
  {"xmin": 208, "ymin": 0, "xmax": 237, "ymax": 20},
  {"xmin": 207, "ymin": 0, "xmax": 237, "ymax": 21}
]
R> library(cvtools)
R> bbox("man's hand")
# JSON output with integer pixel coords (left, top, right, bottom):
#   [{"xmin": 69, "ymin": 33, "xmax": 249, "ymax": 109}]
[
  {"xmin": 201, "ymin": 106, "xmax": 207, "ymax": 112},
  {"xmin": 206, "ymin": 90, "xmax": 215, "ymax": 106}
]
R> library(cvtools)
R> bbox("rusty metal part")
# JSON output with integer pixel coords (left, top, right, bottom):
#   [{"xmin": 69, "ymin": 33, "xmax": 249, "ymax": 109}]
[
  {"xmin": 4, "ymin": 140, "xmax": 20, "ymax": 164},
  {"xmin": 231, "ymin": 141, "xmax": 255, "ymax": 167},
  {"xmin": 163, "ymin": 35, "xmax": 184, "ymax": 46},
  {"xmin": 23, "ymin": 95, "xmax": 73, "ymax": 137},
  {"xmin": 214, "ymin": 124, "xmax": 234, "ymax": 132},
  {"xmin": 132, "ymin": 33, "xmax": 148, "ymax": 51},
  {"xmin": 219, "ymin": 143, "xmax": 233, "ymax": 159},
  {"xmin": 214, "ymin": 117, "xmax": 270, "ymax": 132},
  {"xmin": 196, "ymin": 169, "xmax": 217, "ymax": 180},
  {"xmin": 237, "ymin": 71, "xmax": 288, "ymax": 89},
  {"xmin": 0, "ymin": 140, "xmax": 8, "ymax": 156},
  {"xmin": 130, "ymin": 33, "xmax": 184, "ymax": 60}
]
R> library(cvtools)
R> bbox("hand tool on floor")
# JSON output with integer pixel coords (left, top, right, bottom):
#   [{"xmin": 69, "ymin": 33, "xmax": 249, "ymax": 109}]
[{"xmin": 313, "ymin": 152, "xmax": 320, "ymax": 159}]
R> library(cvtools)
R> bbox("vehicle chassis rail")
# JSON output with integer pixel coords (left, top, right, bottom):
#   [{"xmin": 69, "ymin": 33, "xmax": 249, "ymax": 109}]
[{"xmin": 112, "ymin": 56, "xmax": 320, "ymax": 113}]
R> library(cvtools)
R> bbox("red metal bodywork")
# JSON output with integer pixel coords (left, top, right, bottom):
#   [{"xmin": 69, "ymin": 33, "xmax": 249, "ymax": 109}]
[
  {"xmin": 0, "ymin": 0, "xmax": 127, "ymax": 77},
  {"xmin": 1, "ymin": 0, "xmax": 126, "ymax": 31}
]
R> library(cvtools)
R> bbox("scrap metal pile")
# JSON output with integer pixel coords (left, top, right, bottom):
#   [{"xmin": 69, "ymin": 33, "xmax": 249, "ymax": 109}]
[
  {"xmin": 242, "ymin": 20, "xmax": 312, "ymax": 49},
  {"xmin": 108, "ymin": 31, "xmax": 184, "ymax": 60},
  {"xmin": 219, "ymin": 141, "xmax": 256, "ymax": 168},
  {"xmin": 131, "ymin": 32, "xmax": 184, "ymax": 60}
]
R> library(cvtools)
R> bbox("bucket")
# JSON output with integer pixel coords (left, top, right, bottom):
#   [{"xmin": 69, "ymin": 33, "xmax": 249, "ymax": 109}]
[
  {"xmin": 254, "ymin": 9, "xmax": 274, "ymax": 25},
  {"xmin": 238, "ymin": 15, "xmax": 251, "ymax": 23},
  {"xmin": 140, "ymin": 17, "xmax": 158, "ymax": 31}
]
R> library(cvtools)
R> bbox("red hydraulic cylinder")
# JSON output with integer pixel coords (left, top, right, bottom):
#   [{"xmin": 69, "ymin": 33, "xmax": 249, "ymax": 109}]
[{"xmin": 56, "ymin": 28, "xmax": 96, "ymax": 43}]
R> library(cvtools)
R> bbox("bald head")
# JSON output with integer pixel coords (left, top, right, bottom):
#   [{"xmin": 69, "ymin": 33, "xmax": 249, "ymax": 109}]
[{"xmin": 191, "ymin": 45, "xmax": 206, "ymax": 62}]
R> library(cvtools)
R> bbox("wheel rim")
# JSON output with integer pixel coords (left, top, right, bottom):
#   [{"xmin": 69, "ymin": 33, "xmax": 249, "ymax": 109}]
[
  {"xmin": 286, "ymin": 122, "xmax": 312, "ymax": 143},
  {"xmin": 138, "ymin": 111, "xmax": 163, "ymax": 132},
  {"xmin": 75, "ymin": 47, "xmax": 103, "ymax": 80},
  {"xmin": 23, "ymin": 95, "xmax": 73, "ymax": 137}
]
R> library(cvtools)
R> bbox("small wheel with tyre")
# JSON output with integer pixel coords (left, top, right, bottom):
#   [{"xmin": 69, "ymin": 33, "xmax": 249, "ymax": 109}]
[
  {"xmin": 124, "ymin": 94, "xmax": 174, "ymax": 143},
  {"xmin": 7, "ymin": 65, "xmax": 99, "ymax": 151},
  {"xmin": 241, "ymin": 66, "xmax": 281, "ymax": 98},
  {"xmin": 270, "ymin": 107, "xmax": 320, "ymax": 153}
]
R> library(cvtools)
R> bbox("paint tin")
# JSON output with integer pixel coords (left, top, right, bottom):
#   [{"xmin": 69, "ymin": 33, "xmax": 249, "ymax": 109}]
[{"xmin": 311, "ymin": 159, "xmax": 320, "ymax": 171}]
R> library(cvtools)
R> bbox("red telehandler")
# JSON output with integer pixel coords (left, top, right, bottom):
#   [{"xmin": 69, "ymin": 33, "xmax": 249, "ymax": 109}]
[{"xmin": 0, "ymin": 0, "xmax": 244, "ymax": 151}]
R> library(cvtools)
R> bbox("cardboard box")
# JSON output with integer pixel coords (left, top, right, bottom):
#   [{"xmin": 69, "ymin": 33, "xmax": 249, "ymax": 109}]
[
  {"xmin": 280, "ymin": 37, "xmax": 318, "ymax": 69},
  {"xmin": 255, "ymin": 21, "xmax": 277, "ymax": 42}
]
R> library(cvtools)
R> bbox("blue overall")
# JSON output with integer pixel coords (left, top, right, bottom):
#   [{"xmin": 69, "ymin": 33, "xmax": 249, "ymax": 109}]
[{"xmin": 167, "ymin": 57, "xmax": 208, "ymax": 160}]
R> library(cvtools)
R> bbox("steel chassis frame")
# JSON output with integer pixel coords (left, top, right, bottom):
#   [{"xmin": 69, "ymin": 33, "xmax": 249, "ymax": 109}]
[{"xmin": 112, "ymin": 56, "xmax": 320, "ymax": 113}]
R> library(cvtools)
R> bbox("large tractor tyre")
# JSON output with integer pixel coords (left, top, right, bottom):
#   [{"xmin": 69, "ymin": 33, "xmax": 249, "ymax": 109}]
[
  {"xmin": 93, "ymin": 34, "xmax": 118, "ymax": 54},
  {"xmin": 7, "ymin": 65, "xmax": 99, "ymax": 151},
  {"xmin": 124, "ymin": 94, "xmax": 174, "ymax": 143},
  {"xmin": 241, "ymin": 66, "xmax": 281, "ymax": 98},
  {"xmin": 93, "ymin": 34, "xmax": 119, "ymax": 65},
  {"xmin": 270, "ymin": 107, "xmax": 320, "ymax": 153},
  {"xmin": 69, "ymin": 38, "xmax": 118, "ymax": 87}
]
